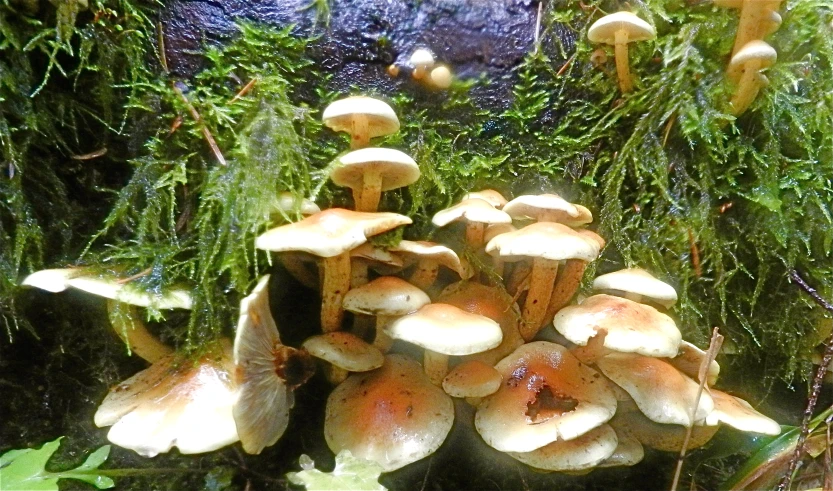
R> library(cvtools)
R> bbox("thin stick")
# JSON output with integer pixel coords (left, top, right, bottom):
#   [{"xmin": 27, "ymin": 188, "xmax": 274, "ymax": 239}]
[
  {"xmin": 556, "ymin": 53, "xmax": 577, "ymax": 77},
  {"xmin": 157, "ymin": 22, "xmax": 169, "ymax": 74},
  {"xmin": 778, "ymin": 270, "xmax": 833, "ymax": 491},
  {"xmin": 172, "ymin": 82, "xmax": 227, "ymax": 166},
  {"xmin": 534, "ymin": 1, "xmax": 543, "ymax": 53},
  {"xmin": 230, "ymin": 78, "xmax": 258, "ymax": 104},
  {"xmin": 687, "ymin": 228, "xmax": 701, "ymax": 277},
  {"xmin": 670, "ymin": 326, "xmax": 723, "ymax": 491},
  {"xmin": 115, "ymin": 267, "xmax": 152, "ymax": 284}
]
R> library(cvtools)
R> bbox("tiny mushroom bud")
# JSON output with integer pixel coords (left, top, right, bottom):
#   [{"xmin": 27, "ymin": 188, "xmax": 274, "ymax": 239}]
[
  {"xmin": 429, "ymin": 65, "xmax": 453, "ymax": 89},
  {"xmin": 727, "ymin": 40, "xmax": 777, "ymax": 115},
  {"xmin": 324, "ymin": 354, "xmax": 454, "ymax": 472},
  {"xmin": 322, "ymin": 96, "xmax": 400, "ymax": 149},
  {"xmin": 332, "ymin": 147, "xmax": 420, "ymax": 212},
  {"xmin": 409, "ymin": 48, "xmax": 435, "ymax": 80},
  {"xmin": 587, "ymin": 11, "xmax": 656, "ymax": 93}
]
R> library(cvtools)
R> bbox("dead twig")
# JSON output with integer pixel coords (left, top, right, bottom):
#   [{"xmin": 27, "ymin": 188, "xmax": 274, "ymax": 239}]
[
  {"xmin": 71, "ymin": 148, "xmax": 108, "ymax": 160},
  {"xmin": 778, "ymin": 270, "xmax": 833, "ymax": 491},
  {"xmin": 556, "ymin": 53, "xmax": 577, "ymax": 77},
  {"xmin": 670, "ymin": 326, "xmax": 723, "ymax": 491},
  {"xmin": 172, "ymin": 82, "xmax": 227, "ymax": 166},
  {"xmin": 687, "ymin": 228, "xmax": 702, "ymax": 278},
  {"xmin": 230, "ymin": 78, "xmax": 258, "ymax": 104}
]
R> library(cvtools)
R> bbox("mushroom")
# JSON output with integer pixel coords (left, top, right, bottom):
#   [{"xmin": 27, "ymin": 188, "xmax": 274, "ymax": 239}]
[
  {"xmin": 463, "ymin": 189, "xmax": 509, "ymax": 209},
  {"xmin": 543, "ymin": 229, "xmax": 607, "ymax": 326},
  {"xmin": 483, "ymin": 223, "xmax": 517, "ymax": 279},
  {"xmin": 93, "ymin": 340, "xmax": 239, "ymax": 457},
  {"xmin": 715, "ymin": 0, "xmax": 783, "ymax": 57},
  {"xmin": 591, "ymin": 267, "xmax": 678, "ymax": 309},
  {"xmin": 502, "ymin": 193, "xmax": 591, "ymax": 225},
  {"xmin": 475, "ymin": 341, "xmax": 617, "ymax": 452},
  {"xmin": 255, "ymin": 208, "xmax": 412, "ymax": 332},
  {"xmin": 385, "ymin": 303, "xmax": 503, "ymax": 385},
  {"xmin": 409, "ymin": 48, "xmax": 435, "ymax": 80},
  {"xmin": 610, "ymin": 409, "xmax": 719, "ymax": 452},
  {"xmin": 486, "ymin": 222, "xmax": 601, "ymax": 341},
  {"xmin": 233, "ymin": 275, "xmax": 316, "ymax": 454},
  {"xmin": 432, "ymin": 197, "xmax": 512, "ymax": 248},
  {"xmin": 597, "ymin": 429, "xmax": 645, "ymax": 468},
  {"xmin": 349, "ymin": 242, "xmax": 404, "ymax": 288},
  {"xmin": 429, "ymin": 65, "xmax": 453, "ymax": 89},
  {"xmin": 726, "ymin": 40, "xmax": 777, "ymax": 115},
  {"xmin": 342, "ymin": 276, "xmax": 431, "ymax": 351},
  {"xmin": 322, "ymin": 96, "xmax": 400, "ymax": 149},
  {"xmin": 324, "ymin": 354, "xmax": 454, "ymax": 472},
  {"xmin": 705, "ymin": 389, "xmax": 781, "ymax": 434},
  {"xmin": 302, "ymin": 331, "xmax": 384, "ymax": 384},
  {"xmin": 331, "ymin": 147, "xmax": 420, "ymax": 212},
  {"xmin": 390, "ymin": 240, "xmax": 470, "ymax": 292},
  {"xmin": 587, "ymin": 11, "xmax": 657, "ymax": 93},
  {"xmin": 270, "ymin": 192, "xmax": 321, "ymax": 222},
  {"xmin": 442, "ymin": 360, "xmax": 502, "ymax": 405},
  {"xmin": 662, "ymin": 340, "xmax": 721, "ymax": 386},
  {"xmin": 508, "ymin": 424, "xmax": 619, "ymax": 472},
  {"xmin": 553, "ymin": 294, "xmax": 682, "ymax": 358}
]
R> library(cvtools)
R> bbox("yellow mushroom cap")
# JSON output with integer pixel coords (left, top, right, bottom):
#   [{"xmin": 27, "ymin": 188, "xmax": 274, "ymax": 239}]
[
  {"xmin": 587, "ymin": 11, "xmax": 656, "ymax": 44},
  {"xmin": 430, "ymin": 65, "xmax": 453, "ymax": 89},
  {"xmin": 302, "ymin": 332, "xmax": 384, "ymax": 372},
  {"xmin": 502, "ymin": 193, "xmax": 584, "ymax": 223},
  {"xmin": 322, "ymin": 96, "xmax": 400, "ymax": 139},
  {"xmin": 432, "ymin": 198, "xmax": 512, "ymax": 227},
  {"xmin": 485, "ymin": 222, "xmax": 601, "ymax": 263},
  {"xmin": 463, "ymin": 189, "xmax": 509, "ymax": 209},
  {"xmin": 705, "ymin": 389, "xmax": 781, "ymax": 435},
  {"xmin": 331, "ymin": 147, "xmax": 420, "ymax": 193},
  {"xmin": 386, "ymin": 303, "xmax": 503, "ymax": 356},
  {"xmin": 592, "ymin": 267, "xmax": 678, "ymax": 308},
  {"xmin": 729, "ymin": 40, "xmax": 777, "ymax": 70}
]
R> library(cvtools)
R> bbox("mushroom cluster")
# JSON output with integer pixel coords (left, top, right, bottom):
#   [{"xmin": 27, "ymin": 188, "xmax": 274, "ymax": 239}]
[{"xmin": 21, "ymin": 95, "xmax": 783, "ymax": 478}]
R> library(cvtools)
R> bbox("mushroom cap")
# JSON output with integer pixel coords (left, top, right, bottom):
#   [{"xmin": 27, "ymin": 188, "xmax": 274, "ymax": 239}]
[
  {"xmin": 596, "ymin": 353, "xmax": 714, "ymax": 426},
  {"xmin": 342, "ymin": 276, "xmax": 430, "ymax": 316},
  {"xmin": 462, "ymin": 189, "xmax": 509, "ymax": 209},
  {"xmin": 350, "ymin": 243, "xmax": 404, "ymax": 272},
  {"xmin": 430, "ymin": 65, "xmax": 453, "ymax": 89},
  {"xmin": 272, "ymin": 192, "xmax": 320, "ymax": 217},
  {"xmin": 442, "ymin": 360, "xmax": 502, "ymax": 398},
  {"xmin": 21, "ymin": 268, "xmax": 80, "ymax": 292},
  {"xmin": 324, "ymin": 354, "xmax": 454, "ymax": 472},
  {"xmin": 385, "ymin": 303, "xmax": 503, "ymax": 355},
  {"xmin": 66, "ymin": 275, "xmax": 193, "ymax": 309},
  {"xmin": 94, "ymin": 342, "xmax": 238, "ymax": 457},
  {"xmin": 553, "ymin": 294, "xmax": 682, "ymax": 357},
  {"xmin": 331, "ymin": 148, "xmax": 420, "ymax": 193},
  {"xmin": 575, "ymin": 228, "xmax": 606, "ymax": 249},
  {"xmin": 255, "ymin": 208, "xmax": 412, "ymax": 258},
  {"xmin": 502, "ymin": 194, "xmax": 586, "ymax": 224},
  {"xmin": 587, "ymin": 11, "xmax": 657, "ymax": 44},
  {"xmin": 610, "ymin": 410, "xmax": 719, "ymax": 452},
  {"xmin": 729, "ymin": 40, "xmax": 777, "ymax": 69},
  {"xmin": 705, "ymin": 389, "xmax": 781, "ymax": 434},
  {"xmin": 322, "ymin": 96, "xmax": 400, "ymax": 139},
  {"xmin": 475, "ymin": 341, "xmax": 617, "ymax": 452},
  {"xmin": 437, "ymin": 281, "xmax": 525, "ymax": 366},
  {"xmin": 432, "ymin": 198, "xmax": 512, "ymax": 227},
  {"xmin": 592, "ymin": 267, "xmax": 678, "ymax": 308},
  {"xmin": 486, "ymin": 222, "xmax": 601, "ymax": 263},
  {"xmin": 663, "ymin": 340, "xmax": 720, "ymax": 386},
  {"xmin": 598, "ymin": 429, "xmax": 644, "ymax": 467},
  {"xmin": 233, "ymin": 275, "xmax": 313, "ymax": 454},
  {"xmin": 302, "ymin": 332, "xmax": 384, "ymax": 372},
  {"xmin": 409, "ymin": 48, "xmax": 436, "ymax": 69},
  {"xmin": 483, "ymin": 223, "xmax": 517, "ymax": 243},
  {"xmin": 508, "ymin": 424, "xmax": 619, "ymax": 472},
  {"xmin": 391, "ymin": 240, "xmax": 470, "ymax": 278}
]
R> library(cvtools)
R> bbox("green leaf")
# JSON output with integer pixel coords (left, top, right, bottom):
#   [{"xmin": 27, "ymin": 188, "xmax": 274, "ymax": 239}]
[
  {"xmin": 0, "ymin": 437, "xmax": 115, "ymax": 491},
  {"xmin": 286, "ymin": 451, "xmax": 387, "ymax": 491}
]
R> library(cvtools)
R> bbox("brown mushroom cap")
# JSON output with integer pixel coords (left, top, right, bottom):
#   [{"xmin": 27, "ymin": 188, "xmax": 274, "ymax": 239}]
[
  {"xmin": 94, "ymin": 341, "xmax": 238, "ymax": 457},
  {"xmin": 596, "ymin": 353, "xmax": 714, "ymax": 426},
  {"xmin": 324, "ymin": 354, "xmax": 454, "ymax": 472},
  {"xmin": 598, "ymin": 428, "xmax": 645, "ymax": 467},
  {"xmin": 442, "ymin": 360, "xmax": 502, "ymax": 398},
  {"xmin": 322, "ymin": 96, "xmax": 400, "ymax": 139},
  {"xmin": 705, "ymin": 389, "xmax": 781, "ymax": 435},
  {"xmin": 553, "ymin": 294, "xmax": 682, "ymax": 358},
  {"xmin": 475, "ymin": 341, "xmax": 617, "ymax": 452},
  {"xmin": 507, "ymin": 424, "xmax": 619, "ymax": 472},
  {"xmin": 385, "ymin": 303, "xmax": 503, "ymax": 356},
  {"xmin": 302, "ymin": 332, "xmax": 384, "ymax": 372},
  {"xmin": 592, "ymin": 267, "xmax": 678, "ymax": 308},
  {"xmin": 331, "ymin": 148, "xmax": 420, "ymax": 193},
  {"xmin": 342, "ymin": 276, "xmax": 430, "ymax": 317},
  {"xmin": 256, "ymin": 208, "xmax": 412, "ymax": 258}
]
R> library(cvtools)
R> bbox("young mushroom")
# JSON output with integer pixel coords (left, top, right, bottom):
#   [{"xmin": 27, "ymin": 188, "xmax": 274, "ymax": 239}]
[
  {"xmin": 391, "ymin": 240, "xmax": 470, "ymax": 292},
  {"xmin": 592, "ymin": 267, "xmax": 678, "ymax": 309},
  {"xmin": 432, "ymin": 197, "xmax": 512, "ymax": 249},
  {"xmin": 715, "ymin": 0, "xmax": 783, "ymax": 57},
  {"xmin": 442, "ymin": 360, "xmax": 502, "ymax": 403},
  {"xmin": 322, "ymin": 96, "xmax": 400, "ymax": 149},
  {"xmin": 726, "ymin": 40, "xmax": 777, "ymax": 115},
  {"xmin": 302, "ymin": 331, "xmax": 384, "ymax": 384},
  {"xmin": 587, "ymin": 11, "xmax": 657, "ymax": 93},
  {"xmin": 331, "ymin": 147, "xmax": 420, "ymax": 212},
  {"xmin": 256, "ymin": 208, "xmax": 412, "ymax": 332},
  {"xmin": 409, "ymin": 48, "xmax": 435, "ymax": 80}
]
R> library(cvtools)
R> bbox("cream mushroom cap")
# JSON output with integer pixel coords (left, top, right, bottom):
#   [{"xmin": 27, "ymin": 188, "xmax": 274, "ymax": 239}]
[
  {"xmin": 705, "ymin": 389, "xmax": 781, "ymax": 434},
  {"xmin": 508, "ymin": 424, "xmax": 619, "ymax": 472},
  {"xmin": 65, "ymin": 276, "xmax": 193, "ymax": 310},
  {"xmin": 431, "ymin": 198, "xmax": 512, "ymax": 227},
  {"xmin": 463, "ymin": 189, "xmax": 509, "ymax": 209},
  {"xmin": 475, "ymin": 342, "xmax": 617, "ymax": 452},
  {"xmin": 272, "ymin": 192, "xmax": 320, "ymax": 217},
  {"xmin": 386, "ymin": 303, "xmax": 503, "ymax": 355},
  {"xmin": 553, "ymin": 294, "xmax": 682, "ymax": 358},
  {"xmin": 596, "ymin": 353, "xmax": 714, "ymax": 426},
  {"xmin": 592, "ymin": 267, "xmax": 678, "ymax": 308},
  {"xmin": 610, "ymin": 410, "xmax": 719, "ymax": 452},
  {"xmin": 255, "ymin": 208, "xmax": 412, "ymax": 257},
  {"xmin": 442, "ymin": 360, "xmax": 502, "ymax": 398},
  {"xmin": 729, "ymin": 40, "xmax": 778, "ymax": 72},
  {"xmin": 342, "ymin": 276, "xmax": 430, "ymax": 316},
  {"xmin": 332, "ymin": 148, "xmax": 420, "ymax": 193},
  {"xmin": 502, "ymin": 194, "xmax": 587, "ymax": 224},
  {"xmin": 324, "ymin": 354, "xmax": 454, "ymax": 472},
  {"xmin": 322, "ymin": 96, "xmax": 400, "ymax": 139},
  {"xmin": 664, "ymin": 340, "xmax": 720, "ymax": 386},
  {"xmin": 485, "ymin": 222, "xmax": 601, "ymax": 263},
  {"xmin": 587, "ymin": 11, "xmax": 657, "ymax": 44},
  {"xmin": 391, "ymin": 240, "xmax": 471, "ymax": 279},
  {"xmin": 21, "ymin": 268, "xmax": 80, "ymax": 292},
  {"xmin": 302, "ymin": 332, "xmax": 384, "ymax": 372},
  {"xmin": 598, "ymin": 429, "xmax": 644, "ymax": 467}
]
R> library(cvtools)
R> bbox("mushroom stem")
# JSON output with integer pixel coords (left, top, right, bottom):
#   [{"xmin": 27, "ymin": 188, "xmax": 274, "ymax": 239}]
[
  {"xmin": 321, "ymin": 252, "xmax": 351, "ymax": 332},
  {"xmin": 732, "ymin": 0, "xmax": 780, "ymax": 57},
  {"xmin": 323, "ymin": 364, "xmax": 349, "ymax": 385},
  {"xmin": 520, "ymin": 257, "xmax": 559, "ymax": 341},
  {"xmin": 355, "ymin": 167, "xmax": 384, "ymax": 212},
  {"xmin": 730, "ymin": 67, "xmax": 765, "ymax": 115},
  {"xmin": 351, "ymin": 261, "xmax": 369, "ymax": 288},
  {"xmin": 350, "ymin": 114, "xmax": 370, "ymax": 149},
  {"xmin": 424, "ymin": 350, "xmax": 449, "ymax": 386},
  {"xmin": 408, "ymin": 260, "xmax": 439, "ymax": 291},
  {"xmin": 106, "ymin": 300, "xmax": 173, "ymax": 363},
  {"xmin": 506, "ymin": 262, "xmax": 532, "ymax": 296},
  {"xmin": 374, "ymin": 316, "xmax": 395, "ymax": 352},
  {"xmin": 543, "ymin": 259, "xmax": 588, "ymax": 326},
  {"xmin": 466, "ymin": 222, "xmax": 486, "ymax": 248},
  {"xmin": 614, "ymin": 29, "xmax": 633, "ymax": 93}
]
